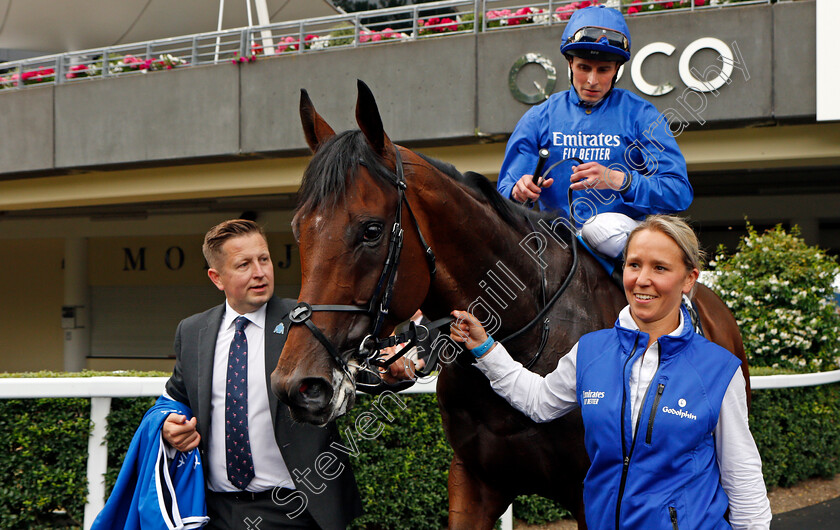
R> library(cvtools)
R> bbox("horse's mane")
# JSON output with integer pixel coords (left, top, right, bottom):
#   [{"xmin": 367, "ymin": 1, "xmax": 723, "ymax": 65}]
[{"xmin": 296, "ymin": 130, "xmax": 572, "ymax": 246}]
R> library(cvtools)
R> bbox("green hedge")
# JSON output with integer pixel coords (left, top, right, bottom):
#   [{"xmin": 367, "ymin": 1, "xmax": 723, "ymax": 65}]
[
  {"xmin": 751, "ymin": 383, "xmax": 840, "ymax": 488},
  {"xmin": 0, "ymin": 373, "xmax": 837, "ymax": 527},
  {"xmin": 0, "ymin": 398, "xmax": 89, "ymax": 529}
]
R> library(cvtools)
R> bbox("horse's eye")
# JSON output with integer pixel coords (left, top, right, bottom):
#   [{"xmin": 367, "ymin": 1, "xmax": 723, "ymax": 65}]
[{"xmin": 362, "ymin": 223, "xmax": 384, "ymax": 243}]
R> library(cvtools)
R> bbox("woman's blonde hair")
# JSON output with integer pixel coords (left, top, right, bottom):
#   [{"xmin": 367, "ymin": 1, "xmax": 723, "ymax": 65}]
[{"xmin": 624, "ymin": 215, "xmax": 705, "ymax": 275}]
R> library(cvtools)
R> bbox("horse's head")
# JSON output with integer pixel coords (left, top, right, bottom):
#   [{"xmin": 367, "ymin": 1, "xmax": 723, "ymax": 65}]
[{"xmin": 271, "ymin": 81, "xmax": 435, "ymax": 425}]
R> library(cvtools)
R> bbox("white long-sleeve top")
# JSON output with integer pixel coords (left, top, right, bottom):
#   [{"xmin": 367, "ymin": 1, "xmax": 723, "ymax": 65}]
[{"xmin": 475, "ymin": 306, "xmax": 772, "ymax": 529}]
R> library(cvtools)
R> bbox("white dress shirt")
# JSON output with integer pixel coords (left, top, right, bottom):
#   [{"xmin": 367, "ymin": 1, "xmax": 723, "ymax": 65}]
[
  {"xmin": 206, "ymin": 301, "xmax": 295, "ymax": 492},
  {"xmin": 475, "ymin": 306, "xmax": 771, "ymax": 529}
]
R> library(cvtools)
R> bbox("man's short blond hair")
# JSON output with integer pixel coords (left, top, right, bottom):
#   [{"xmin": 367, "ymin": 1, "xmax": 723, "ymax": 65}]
[{"xmin": 202, "ymin": 219, "xmax": 266, "ymax": 269}]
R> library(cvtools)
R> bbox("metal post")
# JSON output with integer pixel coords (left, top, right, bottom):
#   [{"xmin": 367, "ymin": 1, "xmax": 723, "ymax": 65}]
[
  {"xmin": 191, "ymin": 35, "xmax": 198, "ymax": 65},
  {"xmin": 354, "ymin": 16, "xmax": 360, "ymax": 48},
  {"xmin": 214, "ymin": 0, "xmax": 225, "ymax": 63},
  {"xmin": 83, "ymin": 397, "xmax": 112, "ymax": 530},
  {"xmin": 253, "ymin": 0, "xmax": 275, "ymax": 55},
  {"xmin": 297, "ymin": 21, "xmax": 304, "ymax": 54},
  {"xmin": 500, "ymin": 504, "xmax": 513, "ymax": 530},
  {"xmin": 55, "ymin": 56, "xmax": 64, "ymax": 85}
]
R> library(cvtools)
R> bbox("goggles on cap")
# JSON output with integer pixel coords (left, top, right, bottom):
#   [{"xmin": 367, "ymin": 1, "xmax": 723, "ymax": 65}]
[{"xmin": 566, "ymin": 26, "xmax": 629, "ymax": 52}]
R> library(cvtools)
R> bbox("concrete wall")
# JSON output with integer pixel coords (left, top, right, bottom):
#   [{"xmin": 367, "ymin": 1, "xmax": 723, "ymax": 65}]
[
  {"xmin": 0, "ymin": 85, "xmax": 54, "ymax": 174},
  {"xmin": 0, "ymin": 1, "xmax": 817, "ymax": 174},
  {"xmin": 54, "ymin": 64, "xmax": 241, "ymax": 167}
]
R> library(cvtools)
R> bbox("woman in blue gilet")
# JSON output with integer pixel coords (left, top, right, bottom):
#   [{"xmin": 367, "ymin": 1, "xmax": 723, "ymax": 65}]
[{"xmin": 452, "ymin": 215, "xmax": 770, "ymax": 529}]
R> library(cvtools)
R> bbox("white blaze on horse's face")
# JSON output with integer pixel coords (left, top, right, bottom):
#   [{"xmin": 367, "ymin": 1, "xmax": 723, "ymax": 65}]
[{"xmin": 327, "ymin": 365, "xmax": 359, "ymax": 424}]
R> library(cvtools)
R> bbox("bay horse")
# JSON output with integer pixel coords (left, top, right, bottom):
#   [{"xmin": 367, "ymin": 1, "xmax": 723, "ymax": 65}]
[{"xmin": 271, "ymin": 81, "xmax": 749, "ymax": 528}]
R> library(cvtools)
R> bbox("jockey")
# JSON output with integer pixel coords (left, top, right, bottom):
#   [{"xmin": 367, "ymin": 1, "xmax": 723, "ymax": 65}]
[{"xmin": 497, "ymin": 5, "xmax": 692, "ymax": 261}]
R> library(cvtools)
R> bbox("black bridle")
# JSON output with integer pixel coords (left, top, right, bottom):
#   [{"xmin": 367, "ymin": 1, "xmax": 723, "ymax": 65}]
[{"xmin": 287, "ymin": 146, "xmax": 438, "ymax": 380}]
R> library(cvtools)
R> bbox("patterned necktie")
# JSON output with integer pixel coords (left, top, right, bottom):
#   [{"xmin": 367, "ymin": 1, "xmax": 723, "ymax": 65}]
[{"xmin": 225, "ymin": 316, "xmax": 255, "ymax": 489}]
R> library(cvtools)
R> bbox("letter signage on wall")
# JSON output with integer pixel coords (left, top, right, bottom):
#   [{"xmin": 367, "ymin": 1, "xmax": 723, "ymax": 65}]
[{"xmin": 510, "ymin": 36, "xmax": 748, "ymax": 103}]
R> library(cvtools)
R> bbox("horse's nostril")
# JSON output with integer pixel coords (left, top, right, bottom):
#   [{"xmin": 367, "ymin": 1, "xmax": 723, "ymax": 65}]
[{"xmin": 296, "ymin": 377, "xmax": 332, "ymax": 409}]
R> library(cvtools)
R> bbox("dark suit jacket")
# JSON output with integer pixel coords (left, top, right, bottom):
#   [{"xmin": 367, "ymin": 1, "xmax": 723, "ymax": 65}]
[{"xmin": 165, "ymin": 296, "xmax": 362, "ymax": 530}]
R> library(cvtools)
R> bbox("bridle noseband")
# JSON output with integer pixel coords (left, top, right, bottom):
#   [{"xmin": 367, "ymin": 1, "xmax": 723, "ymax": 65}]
[{"xmin": 286, "ymin": 146, "xmax": 437, "ymax": 380}]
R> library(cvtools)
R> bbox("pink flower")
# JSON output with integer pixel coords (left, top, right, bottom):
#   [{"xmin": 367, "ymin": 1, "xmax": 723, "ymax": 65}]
[
  {"xmin": 359, "ymin": 30, "xmax": 372, "ymax": 44},
  {"xmin": 555, "ymin": 6, "xmax": 575, "ymax": 20},
  {"xmin": 66, "ymin": 65, "xmax": 86, "ymax": 79},
  {"xmin": 627, "ymin": 0, "xmax": 642, "ymax": 15},
  {"xmin": 695, "ymin": 0, "xmax": 706, "ymax": 5},
  {"xmin": 277, "ymin": 36, "xmax": 298, "ymax": 52}
]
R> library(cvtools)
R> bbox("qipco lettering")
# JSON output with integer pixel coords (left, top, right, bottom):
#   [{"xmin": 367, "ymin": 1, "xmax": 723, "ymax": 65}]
[{"xmin": 509, "ymin": 37, "xmax": 749, "ymax": 104}]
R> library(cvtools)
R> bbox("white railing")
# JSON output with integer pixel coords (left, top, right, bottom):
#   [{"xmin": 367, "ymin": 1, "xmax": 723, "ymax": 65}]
[
  {"xmin": 0, "ymin": 0, "xmax": 770, "ymax": 92},
  {"xmin": 0, "ymin": 366, "xmax": 828, "ymax": 529}
]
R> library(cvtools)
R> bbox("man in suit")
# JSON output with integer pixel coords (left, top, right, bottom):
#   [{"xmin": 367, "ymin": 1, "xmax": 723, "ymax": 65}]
[{"xmin": 162, "ymin": 219, "xmax": 362, "ymax": 529}]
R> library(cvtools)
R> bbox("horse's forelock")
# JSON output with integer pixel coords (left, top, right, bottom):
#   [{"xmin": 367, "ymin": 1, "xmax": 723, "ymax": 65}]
[{"xmin": 296, "ymin": 130, "xmax": 394, "ymax": 216}]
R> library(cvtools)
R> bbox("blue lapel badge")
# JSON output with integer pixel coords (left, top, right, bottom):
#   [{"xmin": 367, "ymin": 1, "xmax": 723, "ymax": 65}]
[{"xmin": 274, "ymin": 323, "xmax": 285, "ymax": 335}]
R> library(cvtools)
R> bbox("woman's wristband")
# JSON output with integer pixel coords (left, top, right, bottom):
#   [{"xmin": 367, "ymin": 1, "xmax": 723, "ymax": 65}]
[{"xmin": 469, "ymin": 335, "xmax": 495, "ymax": 358}]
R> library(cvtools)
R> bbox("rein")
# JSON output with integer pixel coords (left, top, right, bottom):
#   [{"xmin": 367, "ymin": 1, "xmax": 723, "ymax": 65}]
[{"xmin": 498, "ymin": 156, "xmax": 582, "ymax": 369}]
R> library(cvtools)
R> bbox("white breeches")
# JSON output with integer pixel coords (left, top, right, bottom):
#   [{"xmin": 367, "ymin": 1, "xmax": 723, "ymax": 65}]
[{"xmin": 580, "ymin": 212, "xmax": 642, "ymax": 258}]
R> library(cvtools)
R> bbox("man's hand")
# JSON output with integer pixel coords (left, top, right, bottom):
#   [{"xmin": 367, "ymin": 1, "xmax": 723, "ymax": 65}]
[
  {"xmin": 511, "ymin": 173, "xmax": 554, "ymax": 203},
  {"xmin": 378, "ymin": 344, "xmax": 426, "ymax": 384},
  {"xmin": 570, "ymin": 162, "xmax": 626, "ymax": 191},
  {"xmin": 162, "ymin": 413, "xmax": 201, "ymax": 452}
]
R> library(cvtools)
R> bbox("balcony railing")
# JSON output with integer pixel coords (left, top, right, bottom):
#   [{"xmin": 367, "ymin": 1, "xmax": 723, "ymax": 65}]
[{"xmin": 0, "ymin": 0, "xmax": 771, "ymax": 91}]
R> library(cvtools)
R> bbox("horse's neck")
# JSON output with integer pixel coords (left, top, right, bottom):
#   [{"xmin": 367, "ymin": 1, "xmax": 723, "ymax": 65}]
[{"xmin": 412, "ymin": 176, "xmax": 572, "ymax": 330}]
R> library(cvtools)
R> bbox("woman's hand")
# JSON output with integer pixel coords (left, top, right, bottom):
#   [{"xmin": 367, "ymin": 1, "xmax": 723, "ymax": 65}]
[{"xmin": 450, "ymin": 310, "xmax": 489, "ymax": 349}]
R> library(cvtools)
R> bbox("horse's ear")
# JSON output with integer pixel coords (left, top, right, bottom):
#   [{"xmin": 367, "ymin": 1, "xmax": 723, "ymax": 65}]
[
  {"xmin": 355, "ymin": 80, "xmax": 392, "ymax": 156},
  {"xmin": 300, "ymin": 89, "xmax": 336, "ymax": 153}
]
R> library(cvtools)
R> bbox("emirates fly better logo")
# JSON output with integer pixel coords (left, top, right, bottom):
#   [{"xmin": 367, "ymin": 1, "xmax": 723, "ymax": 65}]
[{"xmin": 582, "ymin": 390, "xmax": 605, "ymax": 405}]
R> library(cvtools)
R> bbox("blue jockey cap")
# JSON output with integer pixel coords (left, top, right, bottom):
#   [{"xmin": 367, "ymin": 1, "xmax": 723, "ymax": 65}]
[{"xmin": 561, "ymin": 6, "xmax": 631, "ymax": 63}]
